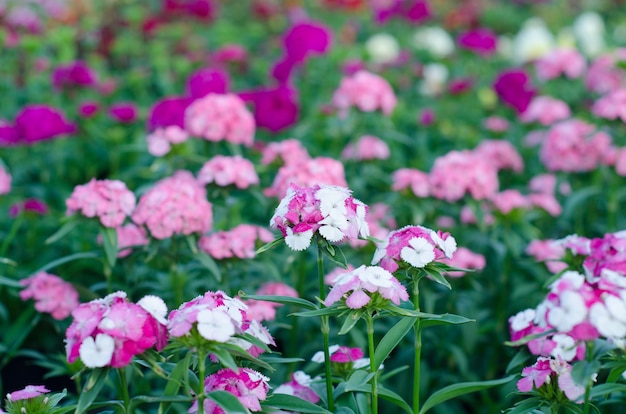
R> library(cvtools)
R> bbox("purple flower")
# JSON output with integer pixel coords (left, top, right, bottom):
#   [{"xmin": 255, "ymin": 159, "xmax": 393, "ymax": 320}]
[
  {"xmin": 15, "ymin": 105, "xmax": 76, "ymax": 144},
  {"xmin": 51, "ymin": 60, "xmax": 98, "ymax": 90},
  {"xmin": 78, "ymin": 101, "xmax": 100, "ymax": 118},
  {"xmin": 163, "ymin": 0, "xmax": 216, "ymax": 21},
  {"xmin": 148, "ymin": 96, "xmax": 193, "ymax": 131},
  {"xmin": 283, "ymin": 21, "xmax": 332, "ymax": 64},
  {"xmin": 109, "ymin": 102, "xmax": 138, "ymax": 123},
  {"xmin": 493, "ymin": 69, "xmax": 536, "ymax": 114},
  {"xmin": 186, "ymin": 68, "xmax": 229, "ymax": 99},
  {"xmin": 457, "ymin": 28, "xmax": 498, "ymax": 56},
  {"xmin": 0, "ymin": 120, "xmax": 19, "ymax": 146},
  {"xmin": 238, "ymin": 84, "xmax": 299, "ymax": 132},
  {"xmin": 10, "ymin": 198, "xmax": 49, "ymax": 217},
  {"xmin": 373, "ymin": 0, "xmax": 431, "ymax": 24}
]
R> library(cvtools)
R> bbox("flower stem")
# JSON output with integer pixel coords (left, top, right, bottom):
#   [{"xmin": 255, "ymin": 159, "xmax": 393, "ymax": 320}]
[
  {"xmin": 412, "ymin": 278, "xmax": 422, "ymax": 414},
  {"xmin": 0, "ymin": 211, "xmax": 23, "ymax": 258},
  {"xmin": 117, "ymin": 368, "xmax": 130, "ymax": 414},
  {"xmin": 197, "ymin": 349, "xmax": 206, "ymax": 414},
  {"xmin": 366, "ymin": 313, "xmax": 378, "ymax": 414},
  {"xmin": 317, "ymin": 238, "xmax": 334, "ymax": 412},
  {"xmin": 582, "ymin": 341, "xmax": 594, "ymax": 414}
]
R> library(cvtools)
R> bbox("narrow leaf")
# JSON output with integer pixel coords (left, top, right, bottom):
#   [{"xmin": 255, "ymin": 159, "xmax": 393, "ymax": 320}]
[
  {"xmin": 0, "ymin": 257, "xmax": 17, "ymax": 266},
  {"xmin": 256, "ymin": 237, "xmax": 284, "ymax": 255},
  {"xmin": 0, "ymin": 275, "xmax": 22, "ymax": 288},
  {"xmin": 263, "ymin": 394, "xmax": 330, "ymax": 413},
  {"xmin": 206, "ymin": 390, "xmax": 249, "ymax": 413},
  {"xmin": 31, "ymin": 251, "xmax": 101, "ymax": 275},
  {"xmin": 589, "ymin": 383, "xmax": 626, "ymax": 398},
  {"xmin": 75, "ymin": 368, "xmax": 110, "ymax": 413},
  {"xmin": 100, "ymin": 226, "xmax": 118, "ymax": 268},
  {"xmin": 195, "ymin": 251, "xmax": 222, "ymax": 283},
  {"xmin": 374, "ymin": 317, "xmax": 415, "ymax": 371},
  {"xmin": 424, "ymin": 268, "xmax": 451, "ymax": 290},
  {"xmin": 240, "ymin": 294, "xmax": 317, "ymax": 310},
  {"xmin": 45, "ymin": 220, "xmax": 79, "ymax": 244},
  {"xmin": 337, "ymin": 311, "xmax": 362, "ymax": 335},
  {"xmin": 420, "ymin": 314, "xmax": 474, "ymax": 328}
]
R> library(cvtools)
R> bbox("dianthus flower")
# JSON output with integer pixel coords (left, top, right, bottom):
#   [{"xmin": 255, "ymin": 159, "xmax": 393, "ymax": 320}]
[
  {"xmin": 520, "ymin": 96, "xmax": 571, "ymax": 125},
  {"xmin": 273, "ymin": 371, "xmax": 319, "ymax": 404},
  {"xmin": 114, "ymin": 223, "xmax": 149, "ymax": 258},
  {"xmin": 197, "ymin": 155, "xmax": 259, "ymax": 189},
  {"xmin": 243, "ymin": 282, "xmax": 299, "ymax": 322},
  {"xmin": 583, "ymin": 231, "xmax": 626, "ymax": 278},
  {"xmin": 429, "ymin": 150, "xmax": 499, "ymax": 202},
  {"xmin": 109, "ymin": 102, "xmax": 138, "ymax": 123},
  {"xmin": 372, "ymin": 225, "xmax": 457, "ymax": 273},
  {"xmin": 148, "ymin": 96, "xmax": 193, "ymax": 131},
  {"xmin": 535, "ymin": 48, "xmax": 586, "ymax": 80},
  {"xmin": 525, "ymin": 239, "xmax": 567, "ymax": 273},
  {"xmin": 146, "ymin": 125, "xmax": 189, "ymax": 156},
  {"xmin": 325, "ymin": 265, "xmax": 408, "ymax": 309},
  {"xmin": 168, "ymin": 290, "xmax": 274, "ymax": 356},
  {"xmin": 332, "ymin": 70, "xmax": 397, "ymax": 117},
  {"xmin": 483, "ymin": 116, "xmax": 510, "ymax": 132},
  {"xmin": 131, "ymin": 171, "xmax": 212, "ymax": 239},
  {"xmin": 341, "ymin": 135, "xmax": 390, "ymax": 160},
  {"xmin": 0, "ymin": 165, "xmax": 11, "ymax": 195},
  {"xmin": 65, "ymin": 292, "xmax": 168, "ymax": 368},
  {"xmin": 66, "ymin": 178, "xmax": 136, "ymax": 228},
  {"xmin": 185, "ymin": 93, "xmax": 255, "ymax": 146},
  {"xmin": 186, "ymin": 68, "xmax": 229, "ymax": 99},
  {"xmin": 392, "ymin": 168, "xmax": 430, "ymax": 197},
  {"xmin": 474, "ymin": 140, "xmax": 524, "ymax": 172},
  {"xmin": 264, "ymin": 157, "xmax": 347, "ymax": 199},
  {"xmin": 441, "ymin": 247, "xmax": 486, "ymax": 278},
  {"xmin": 52, "ymin": 60, "xmax": 98, "ymax": 90},
  {"xmin": 269, "ymin": 184, "xmax": 369, "ymax": 251},
  {"xmin": 14, "ymin": 104, "xmax": 76, "ymax": 144},
  {"xmin": 585, "ymin": 50, "xmax": 626, "ymax": 94},
  {"xmin": 489, "ymin": 189, "xmax": 530, "ymax": 214},
  {"xmin": 457, "ymin": 28, "xmax": 497, "ymax": 56},
  {"xmin": 20, "ymin": 272, "xmax": 79, "ymax": 320},
  {"xmin": 10, "ymin": 198, "xmax": 48, "ymax": 217},
  {"xmin": 517, "ymin": 356, "xmax": 585, "ymax": 402},
  {"xmin": 592, "ymin": 89, "xmax": 626, "ymax": 122},
  {"xmin": 198, "ymin": 224, "xmax": 273, "ymax": 260},
  {"xmin": 6, "ymin": 385, "xmax": 50, "ymax": 402},
  {"xmin": 238, "ymin": 84, "xmax": 299, "ymax": 133},
  {"xmin": 189, "ymin": 368, "xmax": 269, "ymax": 414},
  {"xmin": 540, "ymin": 119, "xmax": 612, "ymax": 172},
  {"xmin": 312, "ymin": 344, "xmax": 373, "ymax": 372},
  {"xmin": 260, "ymin": 138, "xmax": 309, "ymax": 166},
  {"xmin": 493, "ymin": 68, "xmax": 536, "ymax": 114}
]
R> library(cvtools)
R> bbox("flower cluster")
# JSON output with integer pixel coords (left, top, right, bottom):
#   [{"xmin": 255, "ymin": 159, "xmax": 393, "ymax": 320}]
[
  {"xmin": 131, "ymin": 170, "xmax": 213, "ymax": 239},
  {"xmin": 372, "ymin": 225, "xmax": 457, "ymax": 273},
  {"xmin": 66, "ymin": 179, "xmax": 136, "ymax": 228},
  {"xmin": 114, "ymin": 223, "xmax": 150, "ymax": 258},
  {"xmin": 520, "ymin": 96, "xmax": 571, "ymax": 126},
  {"xmin": 312, "ymin": 345, "xmax": 371, "ymax": 370},
  {"xmin": 197, "ymin": 155, "xmax": 259, "ymax": 189},
  {"xmin": 534, "ymin": 48, "xmax": 586, "ymax": 81},
  {"xmin": 341, "ymin": 135, "xmax": 390, "ymax": 161},
  {"xmin": 65, "ymin": 292, "xmax": 168, "ymax": 368},
  {"xmin": 332, "ymin": 70, "xmax": 397, "ymax": 117},
  {"xmin": 185, "ymin": 93, "xmax": 255, "ymax": 146},
  {"xmin": 0, "ymin": 165, "xmax": 11, "ymax": 195},
  {"xmin": 273, "ymin": 371, "xmax": 319, "ymax": 404},
  {"xmin": 198, "ymin": 224, "xmax": 274, "ymax": 260},
  {"xmin": 243, "ymin": 282, "xmax": 299, "ymax": 322},
  {"xmin": 517, "ymin": 356, "xmax": 585, "ymax": 402},
  {"xmin": 270, "ymin": 184, "xmax": 369, "ymax": 251},
  {"xmin": 440, "ymin": 247, "xmax": 486, "ymax": 278},
  {"xmin": 146, "ymin": 125, "xmax": 189, "ymax": 156},
  {"xmin": 189, "ymin": 368, "xmax": 269, "ymax": 414},
  {"xmin": 20, "ymin": 271, "xmax": 79, "ymax": 320},
  {"xmin": 168, "ymin": 290, "xmax": 274, "ymax": 356}
]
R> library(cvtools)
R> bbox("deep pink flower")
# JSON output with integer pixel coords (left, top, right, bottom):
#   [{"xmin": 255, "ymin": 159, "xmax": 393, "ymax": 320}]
[
  {"xmin": 457, "ymin": 28, "xmax": 497, "ymax": 56},
  {"xmin": 163, "ymin": 0, "xmax": 216, "ymax": 20},
  {"xmin": 109, "ymin": 102, "xmax": 138, "ymax": 123},
  {"xmin": 493, "ymin": 69, "xmax": 536, "ymax": 114},
  {"xmin": 447, "ymin": 77, "xmax": 474, "ymax": 95},
  {"xmin": 148, "ymin": 96, "xmax": 194, "ymax": 131},
  {"xmin": 191, "ymin": 368, "xmax": 269, "ymax": 413},
  {"xmin": 14, "ymin": 105, "xmax": 76, "ymax": 144},
  {"xmin": 9, "ymin": 198, "xmax": 48, "ymax": 217},
  {"xmin": 7, "ymin": 385, "xmax": 50, "ymax": 402},
  {"xmin": 419, "ymin": 108, "xmax": 435, "ymax": 126},
  {"xmin": 517, "ymin": 357, "xmax": 553, "ymax": 392},
  {"xmin": 274, "ymin": 371, "xmax": 319, "ymax": 404},
  {"xmin": 78, "ymin": 101, "xmax": 100, "ymax": 118},
  {"xmin": 186, "ymin": 68, "xmax": 229, "ymax": 99},
  {"xmin": 330, "ymin": 346, "xmax": 364, "ymax": 362},
  {"xmin": 373, "ymin": 0, "xmax": 431, "ymax": 24},
  {"xmin": 0, "ymin": 120, "xmax": 19, "ymax": 146},
  {"xmin": 212, "ymin": 44, "xmax": 248, "ymax": 67},
  {"xmin": 51, "ymin": 60, "xmax": 98, "ymax": 90},
  {"xmin": 20, "ymin": 272, "xmax": 79, "ymax": 320},
  {"xmin": 283, "ymin": 21, "xmax": 332, "ymax": 64},
  {"xmin": 238, "ymin": 85, "xmax": 299, "ymax": 132}
]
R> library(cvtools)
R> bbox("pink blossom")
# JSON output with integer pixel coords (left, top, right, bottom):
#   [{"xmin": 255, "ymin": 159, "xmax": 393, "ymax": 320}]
[
  {"xmin": 78, "ymin": 101, "xmax": 100, "ymax": 118},
  {"xmin": 460, "ymin": 204, "xmax": 494, "ymax": 226},
  {"xmin": 7, "ymin": 385, "xmax": 50, "ymax": 402},
  {"xmin": 474, "ymin": 140, "xmax": 524, "ymax": 172},
  {"xmin": 274, "ymin": 371, "xmax": 319, "ymax": 404},
  {"xmin": 529, "ymin": 174, "xmax": 557, "ymax": 194},
  {"xmin": 197, "ymin": 155, "xmax": 259, "ymax": 189},
  {"xmin": 115, "ymin": 224, "xmax": 149, "ymax": 258},
  {"xmin": 14, "ymin": 105, "xmax": 76, "ymax": 144},
  {"xmin": 238, "ymin": 85, "xmax": 299, "ymax": 133},
  {"xmin": 109, "ymin": 102, "xmax": 138, "ymax": 123},
  {"xmin": 520, "ymin": 96, "xmax": 571, "ymax": 125},
  {"xmin": 457, "ymin": 28, "xmax": 497, "ymax": 56},
  {"xmin": 261, "ymin": 138, "xmax": 309, "ymax": 165},
  {"xmin": 330, "ymin": 346, "xmax": 364, "ymax": 362},
  {"xmin": 242, "ymin": 282, "xmax": 298, "ymax": 322},
  {"xmin": 517, "ymin": 357, "xmax": 553, "ymax": 392},
  {"xmin": 535, "ymin": 48, "xmax": 586, "ymax": 80},
  {"xmin": 419, "ymin": 108, "xmax": 436, "ymax": 126},
  {"xmin": 52, "ymin": 60, "xmax": 98, "ymax": 90},
  {"xmin": 332, "ymin": 70, "xmax": 397, "ymax": 117},
  {"xmin": 9, "ymin": 198, "xmax": 48, "ymax": 217},
  {"xmin": 372, "ymin": 225, "xmax": 456, "ymax": 273},
  {"xmin": 483, "ymin": 116, "xmax": 509, "ymax": 132},
  {"xmin": 213, "ymin": 44, "xmax": 248, "ymax": 67},
  {"xmin": 20, "ymin": 272, "xmax": 79, "ymax": 320},
  {"xmin": 518, "ymin": 357, "xmax": 585, "ymax": 402},
  {"xmin": 615, "ymin": 147, "xmax": 626, "ymax": 176},
  {"xmin": 373, "ymin": 0, "xmax": 431, "ymax": 24},
  {"xmin": 585, "ymin": 50, "xmax": 626, "ymax": 94},
  {"xmin": 440, "ymin": 247, "xmax": 485, "ymax": 278},
  {"xmin": 185, "ymin": 93, "xmax": 255, "ymax": 145},
  {"xmin": 391, "ymin": 168, "xmax": 430, "ymax": 197},
  {"xmin": 148, "ymin": 96, "xmax": 193, "ymax": 131},
  {"xmin": 198, "ymin": 224, "xmax": 273, "ymax": 260},
  {"xmin": 0, "ymin": 165, "xmax": 11, "ymax": 195},
  {"xmin": 592, "ymin": 89, "xmax": 626, "ymax": 122},
  {"xmin": 190, "ymin": 368, "xmax": 269, "ymax": 413},
  {"xmin": 257, "ymin": 281, "xmax": 298, "ymax": 297},
  {"xmin": 490, "ymin": 190, "xmax": 530, "ymax": 214},
  {"xmin": 350, "ymin": 202, "xmax": 396, "ymax": 249},
  {"xmin": 527, "ymin": 193, "xmax": 562, "ymax": 216},
  {"xmin": 66, "ymin": 179, "xmax": 136, "ymax": 228},
  {"xmin": 186, "ymin": 68, "xmax": 229, "ymax": 99},
  {"xmin": 342, "ymin": 135, "xmax": 390, "ymax": 160},
  {"xmin": 526, "ymin": 239, "xmax": 567, "ymax": 273},
  {"xmin": 164, "ymin": 0, "xmax": 216, "ymax": 21},
  {"xmin": 540, "ymin": 119, "xmax": 613, "ymax": 172},
  {"xmin": 264, "ymin": 157, "xmax": 347, "ymax": 199},
  {"xmin": 146, "ymin": 125, "xmax": 189, "ymax": 156}
]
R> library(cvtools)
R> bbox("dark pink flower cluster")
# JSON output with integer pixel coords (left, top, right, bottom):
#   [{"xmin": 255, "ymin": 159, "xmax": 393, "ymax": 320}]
[
  {"xmin": 66, "ymin": 178, "xmax": 136, "ymax": 228},
  {"xmin": 185, "ymin": 93, "xmax": 255, "ymax": 146},
  {"xmin": 270, "ymin": 184, "xmax": 369, "ymax": 251},
  {"xmin": 332, "ymin": 70, "xmax": 397, "ymax": 117},
  {"xmin": 197, "ymin": 155, "xmax": 259, "ymax": 189},
  {"xmin": 372, "ymin": 225, "xmax": 456, "ymax": 273},
  {"xmin": 65, "ymin": 292, "xmax": 168, "ymax": 368},
  {"xmin": 189, "ymin": 368, "xmax": 269, "ymax": 414},
  {"xmin": 131, "ymin": 171, "xmax": 212, "ymax": 239},
  {"xmin": 457, "ymin": 28, "xmax": 497, "ymax": 56},
  {"xmin": 51, "ymin": 60, "xmax": 98, "ymax": 90},
  {"xmin": 0, "ymin": 105, "xmax": 76, "ymax": 146},
  {"xmin": 20, "ymin": 271, "xmax": 79, "ymax": 320},
  {"xmin": 198, "ymin": 224, "xmax": 274, "ymax": 260},
  {"xmin": 493, "ymin": 69, "xmax": 536, "ymax": 114}
]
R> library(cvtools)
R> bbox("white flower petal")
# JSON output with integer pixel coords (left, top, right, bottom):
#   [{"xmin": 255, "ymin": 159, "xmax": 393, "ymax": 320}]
[
  {"xmin": 79, "ymin": 334, "xmax": 115, "ymax": 368},
  {"xmin": 285, "ymin": 228, "xmax": 313, "ymax": 251},
  {"xmin": 197, "ymin": 309, "xmax": 236, "ymax": 342}
]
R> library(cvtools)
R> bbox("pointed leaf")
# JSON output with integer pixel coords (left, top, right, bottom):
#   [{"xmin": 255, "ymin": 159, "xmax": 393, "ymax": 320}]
[
  {"xmin": 263, "ymin": 394, "xmax": 330, "ymax": 413},
  {"xmin": 423, "ymin": 268, "xmax": 451, "ymax": 289},
  {"xmin": 337, "ymin": 311, "xmax": 363, "ymax": 335},
  {"xmin": 100, "ymin": 226, "xmax": 118, "ymax": 268},
  {"xmin": 256, "ymin": 237, "xmax": 285, "ymax": 255},
  {"xmin": 589, "ymin": 383, "xmax": 626, "ymax": 399},
  {"xmin": 206, "ymin": 390, "xmax": 249, "ymax": 413},
  {"xmin": 195, "ymin": 251, "xmax": 222, "ymax": 283},
  {"xmin": 418, "ymin": 375, "xmax": 516, "ymax": 414},
  {"xmin": 45, "ymin": 220, "xmax": 79, "ymax": 244},
  {"xmin": 374, "ymin": 317, "xmax": 415, "ymax": 371},
  {"xmin": 0, "ymin": 257, "xmax": 17, "ymax": 266},
  {"xmin": 240, "ymin": 294, "xmax": 317, "ymax": 310},
  {"xmin": 31, "ymin": 251, "xmax": 100, "ymax": 275},
  {"xmin": 0, "ymin": 275, "xmax": 22, "ymax": 288},
  {"xmin": 75, "ymin": 368, "xmax": 110, "ymax": 413},
  {"xmin": 345, "ymin": 383, "xmax": 412, "ymax": 414},
  {"xmin": 420, "ymin": 314, "xmax": 474, "ymax": 329}
]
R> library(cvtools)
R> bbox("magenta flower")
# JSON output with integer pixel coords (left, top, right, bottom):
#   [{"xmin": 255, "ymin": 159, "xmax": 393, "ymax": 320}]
[
  {"xmin": 197, "ymin": 155, "xmax": 259, "ymax": 189},
  {"xmin": 238, "ymin": 84, "xmax": 299, "ymax": 132},
  {"xmin": 14, "ymin": 105, "xmax": 76, "ymax": 144},
  {"xmin": 66, "ymin": 178, "xmax": 136, "ymax": 228},
  {"xmin": 78, "ymin": 101, "xmax": 100, "ymax": 118},
  {"xmin": 148, "ymin": 96, "xmax": 194, "ymax": 131},
  {"xmin": 457, "ymin": 28, "xmax": 498, "ymax": 56},
  {"xmin": 109, "ymin": 102, "xmax": 138, "ymax": 123},
  {"xmin": 9, "ymin": 198, "xmax": 48, "ymax": 217},
  {"xmin": 51, "ymin": 60, "xmax": 98, "ymax": 90},
  {"xmin": 373, "ymin": 0, "xmax": 431, "ymax": 24},
  {"xmin": 493, "ymin": 69, "xmax": 536, "ymax": 114},
  {"xmin": 418, "ymin": 108, "xmax": 435, "ymax": 126},
  {"xmin": 0, "ymin": 120, "xmax": 19, "ymax": 146},
  {"xmin": 20, "ymin": 272, "xmax": 79, "ymax": 320},
  {"xmin": 7, "ymin": 385, "xmax": 50, "ymax": 402},
  {"xmin": 163, "ymin": 0, "xmax": 216, "ymax": 21},
  {"xmin": 186, "ymin": 68, "xmax": 229, "ymax": 99}
]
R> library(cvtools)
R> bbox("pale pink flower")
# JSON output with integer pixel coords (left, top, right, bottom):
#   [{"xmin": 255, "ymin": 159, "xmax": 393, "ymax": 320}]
[
  {"xmin": 245, "ymin": 282, "xmax": 299, "ymax": 322},
  {"xmin": 185, "ymin": 93, "xmax": 255, "ymax": 146},
  {"xmin": 490, "ymin": 189, "xmax": 530, "ymax": 214},
  {"xmin": 197, "ymin": 155, "xmax": 259, "ymax": 189},
  {"xmin": 273, "ymin": 371, "xmax": 319, "ymax": 404},
  {"xmin": 517, "ymin": 357, "xmax": 552, "ymax": 392},
  {"xmin": 540, "ymin": 119, "xmax": 613, "ymax": 172},
  {"xmin": 520, "ymin": 96, "xmax": 571, "ymax": 125},
  {"xmin": 592, "ymin": 89, "xmax": 626, "ymax": 122},
  {"xmin": 518, "ymin": 356, "xmax": 586, "ymax": 402},
  {"xmin": 535, "ymin": 48, "xmax": 586, "ymax": 80},
  {"xmin": 615, "ymin": 147, "xmax": 626, "ymax": 176},
  {"xmin": 264, "ymin": 157, "xmax": 347, "ymax": 199},
  {"xmin": 257, "ymin": 281, "xmax": 298, "ymax": 297},
  {"xmin": 527, "ymin": 193, "xmax": 562, "ymax": 216},
  {"xmin": 391, "ymin": 168, "xmax": 430, "ymax": 197},
  {"xmin": 190, "ymin": 368, "xmax": 269, "ymax": 414},
  {"xmin": 20, "ymin": 271, "xmax": 79, "ymax": 320},
  {"xmin": 524, "ymin": 130, "xmax": 546, "ymax": 147},
  {"xmin": 198, "ymin": 224, "xmax": 273, "ymax": 259},
  {"xmin": 441, "ymin": 247, "xmax": 486, "ymax": 277},
  {"xmin": 526, "ymin": 239, "xmax": 567, "ymax": 273},
  {"xmin": 585, "ymin": 50, "xmax": 626, "ymax": 94},
  {"xmin": 260, "ymin": 138, "xmax": 310, "ymax": 166},
  {"xmin": 474, "ymin": 140, "xmax": 524, "ymax": 172},
  {"xmin": 7, "ymin": 385, "xmax": 50, "ymax": 402},
  {"xmin": 146, "ymin": 126, "xmax": 189, "ymax": 157},
  {"xmin": 482, "ymin": 116, "xmax": 509, "ymax": 132},
  {"xmin": 66, "ymin": 179, "xmax": 136, "ymax": 228},
  {"xmin": 115, "ymin": 223, "xmax": 149, "ymax": 258},
  {"xmin": 459, "ymin": 204, "xmax": 495, "ymax": 226},
  {"xmin": 325, "ymin": 264, "xmax": 357, "ymax": 285},
  {"xmin": 131, "ymin": 171, "xmax": 212, "ymax": 239},
  {"xmin": 342, "ymin": 135, "xmax": 390, "ymax": 160},
  {"xmin": 332, "ymin": 70, "xmax": 397, "ymax": 117},
  {"xmin": 529, "ymin": 174, "xmax": 557, "ymax": 194},
  {"xmin": 325, "ymin": 265, "xmax": 408, "ymax": 309},
  {"xmin": 0, "ymin": 165, "xmax": 11, "ymax": 195}
]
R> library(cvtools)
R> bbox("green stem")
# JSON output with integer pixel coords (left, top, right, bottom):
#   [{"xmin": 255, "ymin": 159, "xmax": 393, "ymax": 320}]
[
  {"xmin": 366, "ymin": 313, "xmax": 378, "ymax": 414},
  {"xmin": 412, "ymin": 278, "xmax": 422, "ymax": 414},
  {"xmin": 582, "ymin": 341, "xmax": 594, "ymax": 414},
  {"xmin": 317, "ymin": 238, "xmax": 334, "ymax": 412},
  {"xmin": 104, "ymin": 261, "xmax": 113, "ymax": 294},
  {"xmin": 0, "ymin": 212, "xmax": 23, "ymax": 258},
  {"xmin": 197, "ymin": 349, "xmax": 206, "ymax": 414},
  {"xmin": 117, "ymin": 368, "xmax": 130, "ymax": 414}
]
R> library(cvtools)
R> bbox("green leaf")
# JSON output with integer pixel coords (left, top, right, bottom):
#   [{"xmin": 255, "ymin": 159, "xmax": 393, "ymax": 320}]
[
  {"xmin": 45, "ymin": 220, "xmax": 79, "ymax": 244},
  {"xmin": 1, "ymin": 307, "xmax": 40, "ymax": 367},
  {"xmin": 75, "ymin": 368, "xmax": 110, "ymax": 413},
  {"xmin": 423, "ymin": 267, "xmax": 451, "ymax": 290},
  {"xmin": 589, "ymin": 383, "xmax": 626, "ymax": 399},
  {"xmin": 322, "ymin": 243, "xmax": 348, "ymax": 269},
  {"xmin": 240, "ymin": 294, "xmax": 317, "ymax": 310},
  {"xmin": 100, "ymin": 226, "xmax": 118, "ymax": 268},
  {"xmin": 263, "ymin": 394, "xmax": 330, "ymax": 413},
  {"xmin": 0, "ymin": 257, "xmax": 17, "ymax": 266},
  {"xmin": 418, "ymin": 375, "xmax": 516, "ymax": 414},
  {"xmin": 571, "ymin": 360, "xmax": 601, "ymax": 387},
  {"xmin": 0, "ymin": 275, "xmax": 22, "ymax": 288},
  {"xmin": 195, "ymin": 251, "xmax": 222, "ymax": 283},
  {"xmin": 206, "ymin": 390, "xmax": 249, "ymax": 413},
  {"xmin": 162, "ymin": 352, "xmax": 192, "ymax": 404},
  {"xmin": 337, "ymin": 311, "xmax": 363, "ymax": 335},
  {"xmin": 291, "ymin": 305, "xmax": 343, "ymax": 318},
  {"xmin": 420, "ymin": 313, "xmax": 475, "ymax": 329},
  {"xmin": 31, "ymin": 251, "xmax": 101, "ymax": 275},
  {"xmin": 374, "ymin": 317, "xmax": 415, "ymax": 371},
  {"xmin": 260, "ymin": 356, "xmax": 304, "ymax": 364},
  {"xmin": 256, "ymin": 237, "xmax": 284, "ymax": 255}
]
